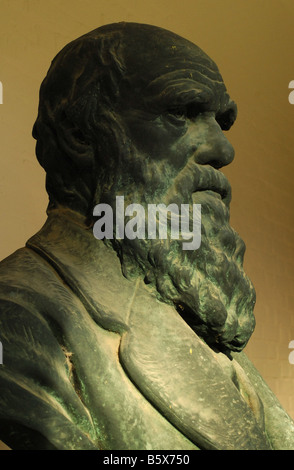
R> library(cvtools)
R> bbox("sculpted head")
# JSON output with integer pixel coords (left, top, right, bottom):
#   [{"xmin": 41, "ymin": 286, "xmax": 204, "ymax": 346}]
[{"xmin": 33, "ymin": 22, "xmax": 256, "ymax": 353}]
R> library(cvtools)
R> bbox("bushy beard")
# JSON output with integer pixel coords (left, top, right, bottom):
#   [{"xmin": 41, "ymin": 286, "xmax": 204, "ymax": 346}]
[{"xmin": 102, "ymin": 154, "xmax": 256, "ymax": 353}]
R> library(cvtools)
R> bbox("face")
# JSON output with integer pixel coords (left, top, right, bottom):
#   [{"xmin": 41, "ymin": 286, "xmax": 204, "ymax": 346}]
[
  {"xmin": 103, "ymin": 31, "xmax": 256, "ymax": 353},
  {"xmin": 119, "ymin": 79, "xmax": 236, "ymax": 174},
  {"xmin": 115, "ymin": 35, "xmax": 237, "ymax": 205}
]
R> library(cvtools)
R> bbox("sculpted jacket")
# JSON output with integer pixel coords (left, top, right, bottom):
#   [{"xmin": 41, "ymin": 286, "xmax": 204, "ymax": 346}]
[{"xmin": 0, "ymin": 212, "xmax": 293, "ymax": 450}]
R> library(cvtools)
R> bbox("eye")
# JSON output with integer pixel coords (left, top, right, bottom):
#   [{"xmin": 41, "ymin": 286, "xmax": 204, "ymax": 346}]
[
  {"xmin": 165, "ymin": 102, "xmax": 204, "ymax": 126},
  {"xmin": 166, "ymin": 106, "xmax": 187, "ymax": 122}
]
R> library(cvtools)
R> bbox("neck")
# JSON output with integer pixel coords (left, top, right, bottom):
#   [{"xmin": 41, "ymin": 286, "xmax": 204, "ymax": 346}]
[{"xmin": 47, "ymin": 206, "xmax": 92, "ymax": 229}]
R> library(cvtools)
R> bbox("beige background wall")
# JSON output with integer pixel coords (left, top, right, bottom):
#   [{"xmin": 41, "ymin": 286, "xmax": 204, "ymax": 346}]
[{"xmin": 0, "ymin": 0, "xmax": 294, "ymax": 446}]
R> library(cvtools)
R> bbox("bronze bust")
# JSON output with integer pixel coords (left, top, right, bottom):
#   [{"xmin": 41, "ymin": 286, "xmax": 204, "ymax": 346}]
[{"xmin": 0, "ymin": 22, "xmax": 293, "ymax": 450}]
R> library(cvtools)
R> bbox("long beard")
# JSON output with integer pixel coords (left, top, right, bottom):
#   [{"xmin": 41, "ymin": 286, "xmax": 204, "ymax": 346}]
[{"xmin": 103, "ymin": 158, "xmax": 256, "ymax": 353}]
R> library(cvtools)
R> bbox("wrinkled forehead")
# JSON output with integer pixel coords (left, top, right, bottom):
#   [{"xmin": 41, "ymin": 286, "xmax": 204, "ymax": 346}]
[
  {"xmin": 119, "ymin": 27, "xmax": 233, "ymax": 114},
  {"xmin": 143, "ymin": 66, "xmax": 231, "ymax": 116}
]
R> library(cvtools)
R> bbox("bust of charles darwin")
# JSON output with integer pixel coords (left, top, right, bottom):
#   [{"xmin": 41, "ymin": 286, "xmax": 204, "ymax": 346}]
[{"xmin": 0, "ymin": 22, "xmax": 293, "ymax": 450}]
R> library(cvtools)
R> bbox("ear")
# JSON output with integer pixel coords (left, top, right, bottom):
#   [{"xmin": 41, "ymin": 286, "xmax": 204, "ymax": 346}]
[{"xmin": 56, "ymin": 118, "xmax": 95, "ymax": 168}]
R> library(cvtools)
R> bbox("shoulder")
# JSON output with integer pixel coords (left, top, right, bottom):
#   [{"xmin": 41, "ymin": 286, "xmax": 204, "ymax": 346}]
[
  {"xmin": 0, "ymin": 247, "xmax": 97, "ymax": 449},
  {"xmin": 0, "ymin": 246, "xmax": 80, "ymax": 319}
]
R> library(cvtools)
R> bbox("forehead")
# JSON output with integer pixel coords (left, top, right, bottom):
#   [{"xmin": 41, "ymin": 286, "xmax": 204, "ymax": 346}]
[
  {"xmin": 120, "ymin": 29, "xmax": 231, "ymax": 114},
  {"xmin": 144, "ymin": 67, "xmax": 230, "ymax": 115}
]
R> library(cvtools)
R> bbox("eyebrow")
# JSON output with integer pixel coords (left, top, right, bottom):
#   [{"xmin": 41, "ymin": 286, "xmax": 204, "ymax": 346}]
[
  {"xmin": 215, "ymin": 101, "xmax": 237, "ymax": 130},
  {"xmin": 144, "ymin": 72, "xmax": 237, "ymax": 130}
]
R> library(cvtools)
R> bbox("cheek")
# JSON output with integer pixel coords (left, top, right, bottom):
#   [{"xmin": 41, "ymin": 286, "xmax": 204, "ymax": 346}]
[
  {"xmin": 125, "ymin": 114, "xmax": 189, "ymax": 159},
  {"xmin": 170, "ymin": 125, "xmax": 204, "ymax": 165}
]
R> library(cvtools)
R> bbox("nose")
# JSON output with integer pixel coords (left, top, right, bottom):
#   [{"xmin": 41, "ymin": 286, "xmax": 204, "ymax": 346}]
[{"xmin": 194, "ymin": 115, "xmax": 235, "ymax": 169}]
